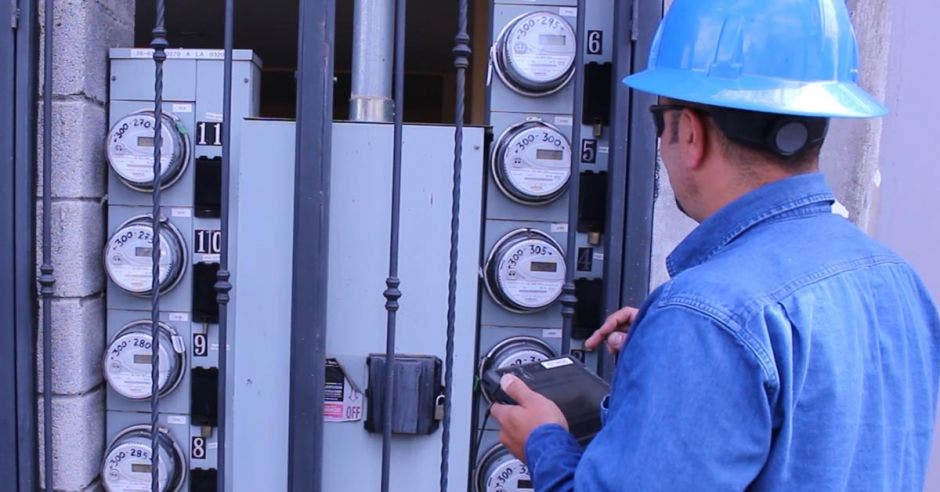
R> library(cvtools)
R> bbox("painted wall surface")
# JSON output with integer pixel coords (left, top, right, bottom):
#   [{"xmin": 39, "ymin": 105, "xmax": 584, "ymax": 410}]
[{"xmin": 872, "ymin": 0, "xmax": 940, "ymax": 487}]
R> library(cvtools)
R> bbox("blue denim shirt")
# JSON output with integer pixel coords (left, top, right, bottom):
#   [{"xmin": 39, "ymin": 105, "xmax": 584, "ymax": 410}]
[{"xmin": 525, "ymin": 173, "xmax": 940, "ymax": 490}]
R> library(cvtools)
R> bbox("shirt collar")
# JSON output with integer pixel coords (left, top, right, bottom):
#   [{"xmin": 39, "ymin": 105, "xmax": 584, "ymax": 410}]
[{"xmin": 666, "ymin": 172, "xmax": 836, "ymax": 277}]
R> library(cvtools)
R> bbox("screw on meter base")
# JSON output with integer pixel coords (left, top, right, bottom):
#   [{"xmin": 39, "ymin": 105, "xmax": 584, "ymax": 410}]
[
  {"xmin": 105, "ymin": 320, "xmax": 186, "ymax": 400},
  {"xmin": 106, "ymin": 109, "xmax": 190, "ymax": 191},
  {"xmin": 102, "ymin": 425, "xmax": 186, "ymax": 492},
  {"xmin": 104, "ymin": 215, "xmax": 188, "ymax": 296},
  {"xmin": 474, "ymin": 443, "xmax": 533, "ymax": 492},
  {"xmin": 492, "ymin": 11, "xmax": 577, "ymax": 97},
  {"xmin": 492, "ymin": 121, "xmax": 572, "ymax": 205},
  {"xmin": 478, "ymin": 336, "xmax": 556, "ymax": 403},
  {"xmin": 484, "ymin": 228, "xmax": 566, "ymax": 313}
]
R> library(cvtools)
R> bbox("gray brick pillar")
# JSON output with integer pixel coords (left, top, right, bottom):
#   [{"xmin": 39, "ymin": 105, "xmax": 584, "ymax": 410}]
[{"xmin": 36, "ymin": 1, "xmax": 134, "ymax": 490}]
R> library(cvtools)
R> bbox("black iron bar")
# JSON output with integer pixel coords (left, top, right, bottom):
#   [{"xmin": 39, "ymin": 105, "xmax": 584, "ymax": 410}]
[
  {"xmin": 598, "ymin": 0, "xmax": 633, "ymax": 380},
  {"xmin": 287, "ymin": 0, "xmax": 335, "ymax": 489},
  {"xmin": 561, "ymin": 0, "xmax": 588, "ymax": 355},
  {"xmin": 15, "ymin": 1, "xmax": 40, "ymax": 489},
  {"xmin": 439, "ymin": 0, "xmax": 470, "ymax": 489},
  {"xmin": 381, "ymin": 0, "xmax": 407, "ymax": 489},
  {"xmin": 149, "ymin": 1, "xmax": 169, "ymax": 490},
  {"xmin": 215, "ymin": 1, "xmax": 236, "ymax": 489},
  {"xmin": 39, "ymin": 0, "xmax": 55, "ymax": 489}
]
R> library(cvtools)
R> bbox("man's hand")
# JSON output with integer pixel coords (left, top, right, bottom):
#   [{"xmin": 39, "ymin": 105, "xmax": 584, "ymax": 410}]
[
  {"xmin": 584, "ymin": 306, "xmax": 639, "ymax": 355},
  {"xmin": 490, "ymin": 374, "xmax": 568, "ymax": 462}
]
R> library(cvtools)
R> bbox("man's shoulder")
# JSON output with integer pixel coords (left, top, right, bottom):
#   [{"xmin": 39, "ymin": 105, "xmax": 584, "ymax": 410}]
[{"xmin": 657, "ymin": 214, "xmax": 912, "ymax": 329}]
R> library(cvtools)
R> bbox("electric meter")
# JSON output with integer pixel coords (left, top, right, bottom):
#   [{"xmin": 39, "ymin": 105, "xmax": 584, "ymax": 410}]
[
  {"xmin": 479, "ymin": 337, "xmax": 555, "ymax": 403},
  {"xmin": 104, "ymin": 215, "xmax": 187, "ymax": 296},
  {"xmin": 492, "ymin": 121, "xmax": 571, "ymax": 204},
  {"xmin": 475, "ymin": 444, "xmax": 533, "ymax": 492},
  {"xmin": 103, "ymin": 425, "xmax": 186, "ymax": 492},
  {"xmin": 492, "ymin": 11, "xmax": 577, "ymax": 96},
  {"xmin": 106, "ymin": 110, "xmax": 190, "ymax": 191},
  {"xmin": 484, "ymin": 229, "xmax": 566, "ymax": 313},
  {"xmin": 105, "ymin": 321, "xmax": 186, "ymax": 400}
]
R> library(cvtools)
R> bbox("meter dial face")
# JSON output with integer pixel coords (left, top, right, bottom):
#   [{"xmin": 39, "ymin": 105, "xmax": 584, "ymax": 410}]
[
  {"xmin": 484, "ymin": 229, "xmax": 566, "ymax": 313},
  {"xmin": 103, "ymin": 426, "xmax": 185, "ymax": 492},
  {"xmin": 475, "ymin": 444, "xmax": 533, "ymax": 492},
  {"xmin": 106, "ymin": 110, "xmax": 189, "ymax": 191},
  {"xmin": 104, "ymin": 216, "xmax": 187, "ymax": 296},
  {"xmin": 105, "ymin": 321, "xmax": 186, "ymax": 400},
  {"xmin": 479, "ymin": 337, "xmax": 556, "ymax": 403},
  {"xmin": 493, "ymin": 121, "xmax": 571, "ymax": 204},
  {"xmin": 493, "ymin": 11, "xmax": 576, "ymax": 96}
]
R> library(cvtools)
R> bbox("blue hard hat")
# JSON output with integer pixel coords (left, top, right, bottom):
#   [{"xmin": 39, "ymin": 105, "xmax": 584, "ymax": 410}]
[{"xmin": 624, "ymin": 0, "xmax": 887, "ymax": 118}]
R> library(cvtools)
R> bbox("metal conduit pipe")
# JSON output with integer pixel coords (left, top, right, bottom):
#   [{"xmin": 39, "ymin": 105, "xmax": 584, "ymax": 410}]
[{"xmin": 349, "ymin": 0, "xmax": 395, "ymax": 122}]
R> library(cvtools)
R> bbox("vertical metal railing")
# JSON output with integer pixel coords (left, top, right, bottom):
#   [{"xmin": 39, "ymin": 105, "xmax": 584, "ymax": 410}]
[
  {"xmin": 39, "ymin": 0, "xmax": 56, "ymax": 489},
  {"xmin": 287, "ymin": 0, "xmax": 335, "ymax": 489},
  {"xmin": 599, "ymin": 0, "xmax": 634, "ymax": 379},
  {"xmin": 380, "ymin": 0, "xmax": 407, "ymax": 488},
  {"xmin": 215, "ymin": 1, "xmax": 237, "ymax": 489},
  {"xmin": 438, "ymin": 0, "xmax": 471, "ymax": 489},
  {"xmin": 148, "ymin": 0, "xmax": 169, "ymax": 489},
  {"xmin": 16, "ymin": 1, "xmax": 40, "ymax": 489},
  {"xmin": 560, "ymin": 0, "xmax": 588, "ymax": 355}
]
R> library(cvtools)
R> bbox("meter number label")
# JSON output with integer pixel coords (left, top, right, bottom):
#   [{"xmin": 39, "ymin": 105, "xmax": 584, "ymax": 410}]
[
  {"xmin": 194, "ymin": 229, "xmax": 222, "ymax": 255},
  {"xmin": 587, "ymin": 30, "xmax": 603, "ymax": 55},
  {"xmin": 196, "ymin": 121, "xmax": 223, "ymax": 146},
  {"xmin": 581, "ymin": 139, "xmax": 597, "ymax": 163},
  {"xmin": 193, "ymin": 333, "xmax": 208, "ymax": 357},
  {"xmin": 191, "ymin": 436, "xmax": 206, "ymax": 460}
]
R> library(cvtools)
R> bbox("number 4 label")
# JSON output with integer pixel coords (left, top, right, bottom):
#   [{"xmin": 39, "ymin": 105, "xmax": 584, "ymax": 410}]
[{"xmin": 587, "ymin": 31, "xmax": 603, "ymax": 55}]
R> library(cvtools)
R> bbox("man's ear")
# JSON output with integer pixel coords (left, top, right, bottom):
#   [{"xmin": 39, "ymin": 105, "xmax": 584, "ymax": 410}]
[{"xmin": 680, "ymin": 109, "xmax": 708, "ymax": 169}]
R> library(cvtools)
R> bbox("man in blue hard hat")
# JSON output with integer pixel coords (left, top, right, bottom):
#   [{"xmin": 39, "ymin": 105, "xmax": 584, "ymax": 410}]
[{"xmin": 491, "ymin": 0, "xmax": 940, "ymax": 489}]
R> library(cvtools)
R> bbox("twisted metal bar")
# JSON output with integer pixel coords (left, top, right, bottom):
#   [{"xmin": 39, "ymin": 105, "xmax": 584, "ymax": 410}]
[
  {"xmin": 439, "ymin": 0, "xmax": 470, "ymax": 489},
  {"xmin": 381, "ymin": 0, "xmax": 407, "ymax": 489},
  {"xmin": 561, "ymin": 0, "xmax": 588, "ymax": 355},
  {"xmin": 40, "ymin": 0, "xmax": 55, "ymax": 488},
  {"xmin": 149, "ymin": 1, "xmax": 168, "ymax": 490},
  {"xmin": 215, "ymin": 1, "xmax": 236, "ymax": 489}
]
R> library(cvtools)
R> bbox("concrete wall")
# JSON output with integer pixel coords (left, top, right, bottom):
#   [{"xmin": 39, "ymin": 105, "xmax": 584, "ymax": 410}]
[
  {"xmin": 37, "ymin": 1, "xmax": 133, "ymax": 489},
  {"xmin": 871, "ymin": 0, "xmax": 940, "ymax": 487}
]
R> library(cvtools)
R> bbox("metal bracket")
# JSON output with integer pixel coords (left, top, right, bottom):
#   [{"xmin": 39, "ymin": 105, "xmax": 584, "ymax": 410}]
[{"xmin": 9, "ymin": 0, "xmax": 18, "ymax": 30}]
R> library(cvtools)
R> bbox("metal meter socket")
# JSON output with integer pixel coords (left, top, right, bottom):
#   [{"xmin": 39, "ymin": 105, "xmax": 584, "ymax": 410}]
[
  {"xmin": 102, "ymin": 425, "xmax": 186, "ymax": 492},
  {"xmin": 475, "ymin": 443, "xmax": 533, "ymax": 492},
  {"xmin": 106, "ymin": 110, "xmax": 190, "ymax": 191},
  {"xmin": 478, "ymin": 336, "xmax": 555, "ymax": 403},
  {"xmin": 484, "ymin": 228, "xmax": 566, "ymax": 313},
  {"xmin": 105, "ymin": 320, "xmax": 186, "ymax": 400},
  {"xmin": 492, "ymin": 120, "xmax": 572, "ymax": 205},
  {"xmin": 492, "ymin": 11, "xmax": 577, "ymax": 96},
  {"xmin": 104, "ymin": 215, "xmax": 187, "ymax": 296}
]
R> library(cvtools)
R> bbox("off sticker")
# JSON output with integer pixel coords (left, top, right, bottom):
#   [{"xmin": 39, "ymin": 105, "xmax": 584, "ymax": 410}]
[{"xmin": 324, "ymin": 358, "xmax": 363, "ymax": 422}]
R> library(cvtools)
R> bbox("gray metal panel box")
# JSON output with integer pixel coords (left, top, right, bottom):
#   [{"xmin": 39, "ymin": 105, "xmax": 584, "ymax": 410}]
[{"xmin": 226, "ymin": 120, "xmax": 485, "ymax": 492}]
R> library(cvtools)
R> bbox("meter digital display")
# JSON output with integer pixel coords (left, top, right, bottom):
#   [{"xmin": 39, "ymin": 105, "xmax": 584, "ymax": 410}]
[
  {"xmin": 479, "ymin": 336, "xmax": 556, "ymax": 403},
  {"xmin": 484, "ymin": 229, "xmax": 566, "ymax": 313},
  {"xmin": 103, "ymin": 425, "xmax": 185, "ymax": 492},
  {"xmin": 474, "ymin": 444, "xmax": 533, "ymax": 492},
  {"xmin": 105, "ymin": 320, "xmax": 186, "ymax": 400},
  {"xmin": 492, "ymin": 11, "xmax": 577, "ymax": 96},
  {"xmin": 492, "ymin": 121, "xmax": 572, "ymax": 205},
  {"xmin": 104, "ymin": 215, "xmax": 187, "ymax": 296},
  {"xmin": 106, "ymin": 110, "xmax": 189, "ymax": 191}
]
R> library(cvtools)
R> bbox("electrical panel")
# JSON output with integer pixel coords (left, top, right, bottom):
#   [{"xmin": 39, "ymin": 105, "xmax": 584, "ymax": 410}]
[
  {"xmin": 474, "ymin": 0, "xmax": 617, "ymax": 489},
  {"xmin": 104, "ymin": 48, "xmax": 261, "ymax": 491}
]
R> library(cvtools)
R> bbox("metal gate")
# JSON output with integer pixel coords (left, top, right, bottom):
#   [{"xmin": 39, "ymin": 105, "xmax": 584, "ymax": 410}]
[{"xmin": 1, "ymin": 0, "xmax": 661, "ymax": 489}]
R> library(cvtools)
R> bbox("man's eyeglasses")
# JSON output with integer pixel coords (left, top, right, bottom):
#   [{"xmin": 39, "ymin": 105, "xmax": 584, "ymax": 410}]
[{"xmin": 649, "ymin": 104, "xmax": 690, "ymax": 138}]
